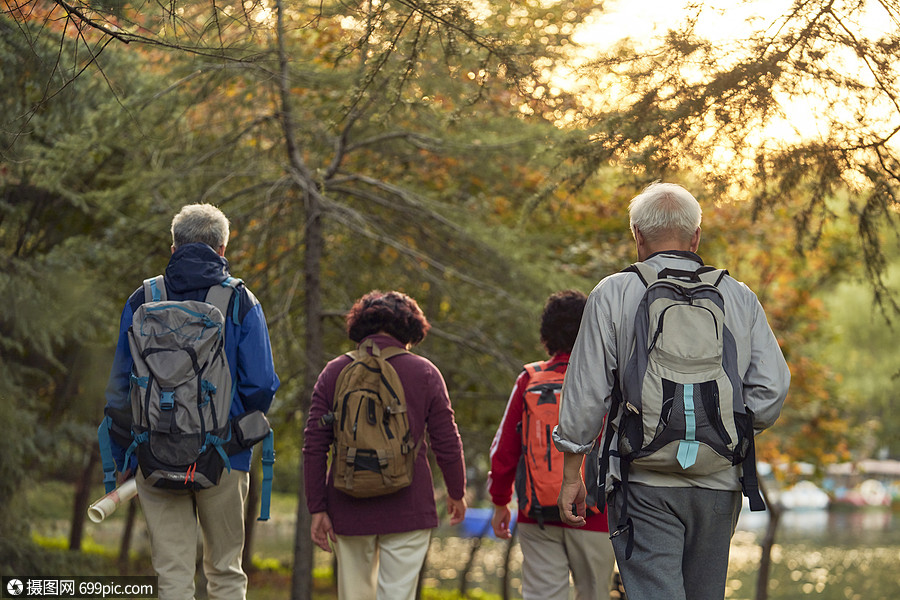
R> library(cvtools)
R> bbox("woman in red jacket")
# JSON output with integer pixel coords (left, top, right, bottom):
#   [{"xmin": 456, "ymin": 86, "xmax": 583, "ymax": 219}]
[{"xmin": 488, "ymin": 290, "xmax": 615, "ymax": 600}]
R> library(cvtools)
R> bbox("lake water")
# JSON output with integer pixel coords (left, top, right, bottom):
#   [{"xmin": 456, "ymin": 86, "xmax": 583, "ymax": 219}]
[
  {"xmin": 416, "ymin": 507, "xmax": 900, "ymax": 600},
  {"xmin": 72, "ymin": 499, "xmax": 900, "ymax": 599}
]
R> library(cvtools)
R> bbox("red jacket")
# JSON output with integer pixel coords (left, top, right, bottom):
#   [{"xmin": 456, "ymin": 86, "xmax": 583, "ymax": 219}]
[{"xmin": 488, "ymin": 353, "xmax": 608, "ymax": 532}]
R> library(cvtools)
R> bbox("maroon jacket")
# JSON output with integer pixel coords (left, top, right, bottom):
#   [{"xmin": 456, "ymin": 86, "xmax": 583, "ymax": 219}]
[{"xmin": 303, "ymin": 334, "xmax": 467, "ymax": 535}]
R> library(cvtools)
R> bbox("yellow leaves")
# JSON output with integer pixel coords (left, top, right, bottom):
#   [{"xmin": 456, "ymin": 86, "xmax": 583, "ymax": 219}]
[{"xmin": 492, "ymin": 196, "xmax": 511, "ymax": 215}]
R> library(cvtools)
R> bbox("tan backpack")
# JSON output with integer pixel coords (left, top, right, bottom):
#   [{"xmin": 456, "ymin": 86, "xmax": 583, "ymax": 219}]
[{"xmin": 330, "ymin": 339, "xmax": 420, "ymax": 498}]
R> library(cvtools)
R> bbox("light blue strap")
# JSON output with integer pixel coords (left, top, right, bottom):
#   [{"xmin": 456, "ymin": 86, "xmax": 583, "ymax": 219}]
[
  {"xmin": 130, "ymin": 374, "xmax": 149, "ymax": 388},
  {"xmin": 145, "ymin": 303, "xmax": 214, "ymax": 322},
  {"xmin": 122, "ymin": 433, "xmax": 146, "ymax": 475},
  {"xmin": 149, "ymin": 277, "xmax": 162, "ymax": 302},
  {"xmin": 677, "ymin": 384, "xmax": 699, "ymax": 469},
  {"xmin": 160, "ymin": 390, "xmax": 175, "ymax": 411},
  {"xmin": 202, "ymin": 433, "xmax": 233, "ymax": 473},
  {"xmin": 97, "ymin": 417, "xmax": 118, "ymax": 494},
  {"xmin": 215, "ymin": 444, "xmax": 232, "ymax": 473},
  {"xmin": 258, "ymin": 430, "xmax": 275, "ymax": 521},
  {"xmin": 200, "ymin": 380, "xmax": 217, "ymax": 407}
]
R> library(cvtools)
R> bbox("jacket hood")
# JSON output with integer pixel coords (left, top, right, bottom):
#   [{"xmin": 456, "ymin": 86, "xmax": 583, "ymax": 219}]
[{"xmin": 165, "ymin": 243, "xmax": 231, "ymax": 293}]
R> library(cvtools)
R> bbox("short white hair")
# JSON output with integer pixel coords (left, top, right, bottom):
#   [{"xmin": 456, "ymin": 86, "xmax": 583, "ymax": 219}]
[
  {"xmin": 628, "ymin": 182, "xmax": 702, "ymax": 244},
  {"xmin": 171, "ymin": 204, "xmax": 230, "ymax": 250}
]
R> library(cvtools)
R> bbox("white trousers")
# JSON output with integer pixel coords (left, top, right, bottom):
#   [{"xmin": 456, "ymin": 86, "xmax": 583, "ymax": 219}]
[{"xmin": 333, "ymin": 529, "xmax": 432, "ymax": 600}]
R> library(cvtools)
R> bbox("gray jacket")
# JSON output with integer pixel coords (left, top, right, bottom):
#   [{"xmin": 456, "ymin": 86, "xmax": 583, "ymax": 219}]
[{"xmin": 553, "ymin": 251, "xmax": 790, "ymax": 492}]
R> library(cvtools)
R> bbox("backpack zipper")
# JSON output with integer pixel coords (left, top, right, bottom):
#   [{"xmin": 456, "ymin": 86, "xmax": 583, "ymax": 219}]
[
  {"xmin": 352, "ymin": 398, "xmax": 364, "ymax": 440},
  {"xmin": 545, "ymin": 424, "xmax": 552, "ymax": 470}
]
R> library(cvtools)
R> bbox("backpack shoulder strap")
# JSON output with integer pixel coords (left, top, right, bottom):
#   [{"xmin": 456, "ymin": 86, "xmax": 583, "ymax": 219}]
[
  {"xmin": 623, "ymin": 262, "xmax": 658, "ymax": 287},
  {"xmin": 523, "ymin": 360, "xmax": 544, "ymax": 377},
  {"xmin": 628, "ymin": 262, "xmax": 728, "ymax": 286},
  {"xmin": 205, "ymin": 276, "xmax": 243, "ymax": 325},
  {"xmin": 358, "ymin": 338, "xmax": 409, "ymax": 362},
  {"xmin": 524, "ymin": 359, "xmax": 566, "ymax": 377},
  {"xmin": 378, "ymin": 345, "xmax": 410, "ymax": 361},
  {"xmin": 142, "ymin": 275, "xmax": 166, "ymax": 302},
  {"xmin": 696, "ymin": 267, "xmax": 729, "ymax": 287}
]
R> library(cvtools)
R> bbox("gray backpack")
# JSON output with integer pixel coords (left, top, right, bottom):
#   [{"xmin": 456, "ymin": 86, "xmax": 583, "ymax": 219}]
[
  {"xmin": 603, "ymin": 262, "xmax": 764, "ymax": 558},
  {"xmin": 125, "ymin": 275, "xmax": 240, "ymax": 489}
]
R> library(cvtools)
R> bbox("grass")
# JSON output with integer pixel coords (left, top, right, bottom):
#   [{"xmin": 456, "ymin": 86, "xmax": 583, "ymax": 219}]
[{"xmin": 16, "ymin": 480, "xmax": 512, "ymax": 599}]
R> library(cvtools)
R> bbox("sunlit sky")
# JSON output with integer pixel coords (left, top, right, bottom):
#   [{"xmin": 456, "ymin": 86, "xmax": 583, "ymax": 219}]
[
  {"xmin": 553, "ymin": 0, "xmax": 897, "ymax": 160},
  {"xmin": 578, "ymin": 0, "xmax": 786, "ymax": 45}
]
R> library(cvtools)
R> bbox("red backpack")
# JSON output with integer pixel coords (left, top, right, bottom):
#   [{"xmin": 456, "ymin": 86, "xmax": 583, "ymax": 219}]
[{"xmin": 514, "ymin": 359, "xmax": 601, "ymax": 527}]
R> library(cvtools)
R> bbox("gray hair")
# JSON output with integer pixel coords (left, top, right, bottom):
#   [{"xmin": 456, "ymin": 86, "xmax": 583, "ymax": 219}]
[
  {"xmin": 628, "ymin": 182, "xmax": 702, "ymax": 244},
  {"xmin": 171, "ymin": 204, "xmax": 230, "ymax": 250}
]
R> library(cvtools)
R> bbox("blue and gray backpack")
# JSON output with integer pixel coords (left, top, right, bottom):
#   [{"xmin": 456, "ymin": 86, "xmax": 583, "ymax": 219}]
[{"xmin": 98, "ymin": 275, "xmax": 275, "ymax": 520}]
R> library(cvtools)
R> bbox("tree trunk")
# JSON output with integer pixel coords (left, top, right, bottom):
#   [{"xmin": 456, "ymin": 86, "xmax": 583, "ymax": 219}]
[
  {"xmin": 754, "ymin": 477, "xmax": 782, "ymax": 600},
  {"xmin": 70, "ymin": 445, "xmax": 99, "ymax": 551},
  {"xmin": 501, "ymin": 525, "xmax": 518, "ymax": 600},
  {"xmin": 290, "ymin": 188, "xmax": 323, "ymax": 599},
  {"xmin": 243, "ymin": 462, "xmax": 260, "ymax": 572},
  {"xmin": 291, "ymin": 460, "xmax": 314, "ymax": 600},
  {"xmin": 118, "ymin": 498, "xmax": 137, "ymax": 570},
  {"xmin": 291, "ymin": 157, "xmax": 324, "ymax": 600},
  {"xmin": 458, "ymin": 518, "xmax": 492, "ymax": 597},
  {"xmin": 273, "ymin": 2, "xmax": 325, "ymax": 596}
]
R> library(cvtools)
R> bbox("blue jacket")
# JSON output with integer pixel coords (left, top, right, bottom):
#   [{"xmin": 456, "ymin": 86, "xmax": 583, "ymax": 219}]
[{"xmin": 104, "ymin": 242, "xmax": 280, "ymax": 472}]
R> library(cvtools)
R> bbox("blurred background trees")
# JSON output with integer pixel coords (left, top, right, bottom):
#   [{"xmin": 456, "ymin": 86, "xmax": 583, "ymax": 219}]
[{"xmin": 2, "ymin": 0, "xmax": 897, "ymax": 597}]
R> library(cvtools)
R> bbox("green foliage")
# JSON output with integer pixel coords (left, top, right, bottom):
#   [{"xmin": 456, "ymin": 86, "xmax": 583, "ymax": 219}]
[
  {"xmin": 5, "ymin": 6, "xmax": 899, "ymax": 594},
  {"xmin": 816, "ymin": 260, "xmax": 900, "ymax": 457},
  {"xmin": 0, "ymin": 536, "xmax": 111, "ymax": 579},
  {"xmin": 559, "ymin": 0, "xmax": 900, "ymax": 312}
]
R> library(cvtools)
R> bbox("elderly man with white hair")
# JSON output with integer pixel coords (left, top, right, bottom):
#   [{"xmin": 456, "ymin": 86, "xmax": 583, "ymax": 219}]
[{"xmin": 554, "ymin": 182, "xmax": 790, "ymax": 600}]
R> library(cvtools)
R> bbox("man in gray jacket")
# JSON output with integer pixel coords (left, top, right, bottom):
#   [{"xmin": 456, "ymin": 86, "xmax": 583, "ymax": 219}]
[{"xmin": 554, "ymin": 182, "xmax": 790, "ymax": 600}]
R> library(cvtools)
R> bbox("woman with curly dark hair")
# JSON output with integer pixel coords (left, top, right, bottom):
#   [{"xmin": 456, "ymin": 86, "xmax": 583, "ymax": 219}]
[
  {"xmin": 302, "ymin": 290, "xmax": 467, "ymax": 600},
  {"xmin": 488, "ymin": 290, "xmax": 616, "ymax": 600}
]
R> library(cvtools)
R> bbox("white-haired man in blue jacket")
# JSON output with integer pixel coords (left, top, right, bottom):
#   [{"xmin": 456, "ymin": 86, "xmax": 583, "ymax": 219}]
[{"xmin": 104, "ymin": 203, "xmax": 279, "ymax": 599}]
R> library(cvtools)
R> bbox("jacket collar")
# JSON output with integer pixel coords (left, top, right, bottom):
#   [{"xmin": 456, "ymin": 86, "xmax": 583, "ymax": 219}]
[
  {"xmin": 359, "ymin": 333, "xmax": 407, "ymax": 352},
  {"xmin": 644, "ymin": 250, "xmax": 704, "ymax": 264},
  {"xmin": 165, "ymin": 243, "xmax": 231, "ymax": 293}
]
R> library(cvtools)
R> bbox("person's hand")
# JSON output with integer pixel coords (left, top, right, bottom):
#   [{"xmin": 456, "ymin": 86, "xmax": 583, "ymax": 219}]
[
  {"xmin": 558, "ymin": 478, "xmax": 587, "ymax": 527},
  {"xmin": 446, "ymin": 495, "xmax": 467, "ymax": 526},
  {"xmin": 310, "ymin": 512, "xmax": 336, "ymax": 552},
  {"xmin": 491, "ymin": 505, "xmax": 512, "ymax": 539}
]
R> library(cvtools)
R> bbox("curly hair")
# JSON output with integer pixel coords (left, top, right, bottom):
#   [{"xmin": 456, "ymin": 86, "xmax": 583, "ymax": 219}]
[
  {"xmin": 346, "ymin": 290, "xmax": 431, "ymax": 346},
  {"xmin": 539, "ymin": 290, "xmax": 587, "ymax": 356}
]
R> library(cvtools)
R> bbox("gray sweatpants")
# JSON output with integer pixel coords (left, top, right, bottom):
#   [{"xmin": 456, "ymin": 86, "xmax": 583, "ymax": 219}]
[{"xmin": 606, "ymin": 484, "xmax": 741, "ymax": 600}]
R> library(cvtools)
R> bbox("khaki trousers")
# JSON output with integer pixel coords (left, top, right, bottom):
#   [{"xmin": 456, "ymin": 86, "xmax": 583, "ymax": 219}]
[
  {"xmin": 137, "ymin": 469, "xmax": 250, "ymax": 600},
  {"xmin": 333, "ymin": 529, "xmax": 432, "ymax": 600},
  {"xmin": 518, "ymin": 522, "xmax": 616, "ymax": 600}
]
